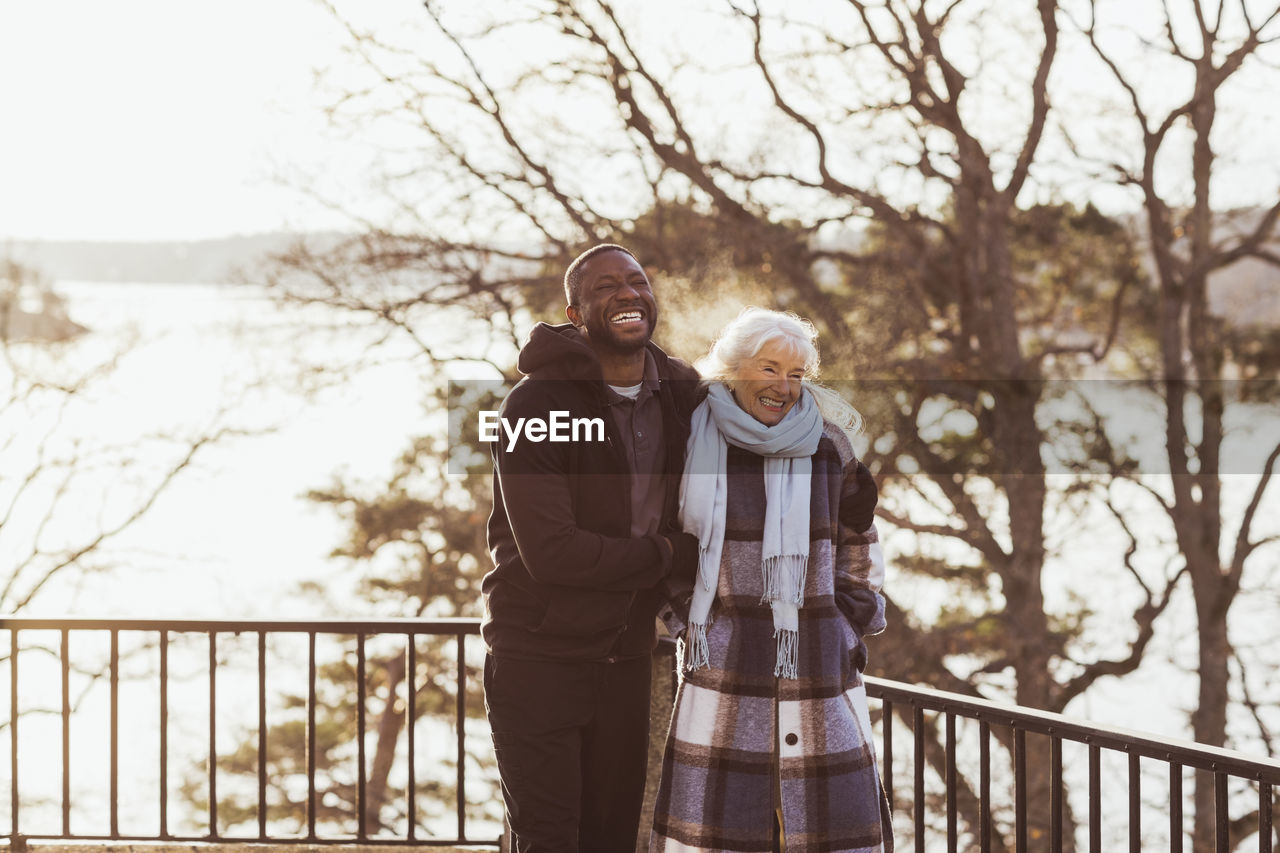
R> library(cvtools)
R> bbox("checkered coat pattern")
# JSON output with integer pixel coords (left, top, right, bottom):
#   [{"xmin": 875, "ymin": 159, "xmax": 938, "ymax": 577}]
[{"xmin": 651, "ymin": 421, "xmax": 892, "ymax": 852}]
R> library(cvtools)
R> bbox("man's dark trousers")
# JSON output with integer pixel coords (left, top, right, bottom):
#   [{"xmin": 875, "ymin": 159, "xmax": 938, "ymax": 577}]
[{"xmin": 484, "ymin": 653, "xmax": 652, "ymax": 852}]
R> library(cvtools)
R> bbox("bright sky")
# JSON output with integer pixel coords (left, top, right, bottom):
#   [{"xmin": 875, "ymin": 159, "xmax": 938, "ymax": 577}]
[
  {"xmin": 0, "ymin": 0, "xmax": 370, "ymax": 241},
  {"xmin": 2, "ymin": 1, "xmax": 1276, "ymax": 242}
]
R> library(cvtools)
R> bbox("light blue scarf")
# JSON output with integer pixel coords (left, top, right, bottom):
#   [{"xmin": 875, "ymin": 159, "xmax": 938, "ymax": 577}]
[{"xmin": 678, "ymin": 382, "xmax": 824, "ymax": 678}]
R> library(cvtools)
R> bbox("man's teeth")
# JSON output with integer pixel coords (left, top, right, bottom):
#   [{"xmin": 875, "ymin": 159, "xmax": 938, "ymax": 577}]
[{"xmin": 610, "ymin": 311, "xmax": 643, "ymax": 324}]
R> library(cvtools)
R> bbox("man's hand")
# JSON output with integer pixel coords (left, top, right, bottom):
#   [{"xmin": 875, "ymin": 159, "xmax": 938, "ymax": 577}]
[
  {"xmin": 842, "ymin": 461, "xmax": 878, "ymax": 534},
  {"xmin": 664, "ymin": 531, "xmax": 701, "ymax": 581}
]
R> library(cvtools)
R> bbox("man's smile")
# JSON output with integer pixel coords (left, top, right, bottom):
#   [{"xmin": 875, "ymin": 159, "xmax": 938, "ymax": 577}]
[{"xmin": 609, "ymin": 309, "xmax": 646, "ymax": 326}]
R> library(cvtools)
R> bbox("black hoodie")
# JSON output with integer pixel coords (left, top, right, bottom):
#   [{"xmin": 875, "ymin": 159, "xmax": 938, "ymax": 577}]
[{"xmin": 482, "ymin": 322, "xmax": 700, "ymax": 661}]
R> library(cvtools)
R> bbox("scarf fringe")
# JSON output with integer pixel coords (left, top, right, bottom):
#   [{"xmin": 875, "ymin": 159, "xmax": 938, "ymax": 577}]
[
  {"xmin": 761, "ymin": 554, "xmax": 808, "ymax": 605},
  {"xmin": 685, "ymin": 622, "xmax": 710, "ymax": 672},
  {"xmin": 774, "ymin": 628, "xmax": 798, "ymax": 679}
]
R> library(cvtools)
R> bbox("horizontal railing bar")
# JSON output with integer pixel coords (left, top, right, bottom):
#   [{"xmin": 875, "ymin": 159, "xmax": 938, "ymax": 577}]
[
  {"xmin": 864, "ymin": 676, "xmax": 1280, "ymax": 783},
  {"xmin": 0, "ymin": 617, "xmax": 482, "ymax": 633},
  {"xmin": 6, "ymin": 834, "xmax": 501, "ymax": 847}
]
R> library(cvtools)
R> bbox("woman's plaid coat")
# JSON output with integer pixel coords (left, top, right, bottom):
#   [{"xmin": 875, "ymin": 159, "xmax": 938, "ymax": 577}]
[{"xmin": 651, "ymin": 420, "xmax": 892, "ymax": 852}]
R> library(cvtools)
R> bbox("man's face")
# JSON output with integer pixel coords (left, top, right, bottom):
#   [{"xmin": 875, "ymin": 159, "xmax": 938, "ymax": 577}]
[{"xmin": 567, "ymin": 250, "xmax": 658, "ymax": 353}]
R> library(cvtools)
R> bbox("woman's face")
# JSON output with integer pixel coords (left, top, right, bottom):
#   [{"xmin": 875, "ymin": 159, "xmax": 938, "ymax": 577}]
[{"xmin": 730, "ymin": 338, "xmax": 807, "ymax": 426}]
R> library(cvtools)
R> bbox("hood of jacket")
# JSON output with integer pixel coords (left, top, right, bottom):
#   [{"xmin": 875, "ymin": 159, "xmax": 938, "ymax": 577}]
[{"xmin": 518, "ymin": 321, "xmax": 678, "ymax": 382}]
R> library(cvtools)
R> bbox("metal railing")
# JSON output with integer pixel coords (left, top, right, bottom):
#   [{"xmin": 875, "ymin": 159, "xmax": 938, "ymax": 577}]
[
  {"xmin": 2, "ymin": 617, "xmax": 497, "ymax": 848},
  {"xmin": 4, "ymin": 617, "xmax": 1279, "ymax": 851},
  {"xmin": 866, "ymin": 676, "xmax": 1280, "ymax": 852}
]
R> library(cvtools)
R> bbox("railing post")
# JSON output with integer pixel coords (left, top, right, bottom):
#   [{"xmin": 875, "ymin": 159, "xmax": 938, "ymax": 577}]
[
  {"xmin": 1129, "ymin": 752, "xmax": 1141, "ymax": 852},
  {"xmin": 1014, "ymin": 727, "xmax": 1027, "ymax": 853},
  {"xmin": 1050, "ymin": 734, "xmax": 1062, "ymax": 853},
  {"xmin": 979, "ymin": 720, "xmax": 991, "ymax": 853},
  {"xmin": 356, "ymin": 632, "xmax": 367, "ymax": 840},
  {"xmin": 10, "ymin": 628, "xmax": 19, "ymax": 841},
  {"xmin": 1089, "ymin": 742, "xmax": 1100, "ymax": 853},
  {"xmin": 257, "ymin": 630, "xmax": 267, "ymax": 839},
  {"xmin": 1260, "ymin": 781, "xmax": 1272, "ymax": 853},
  {"xmin": 110, "ymin": 629, "xmax": 119, "ymax": 838},
  {"xmin": 913, "ymin": 703, "xmax": 924, "ymax": 853},
  {"xmin": 1215, "ymin": 771, "xmax": 1229, "ymax": 852},
  {"xmin": 945, "ymin": 711, "xmax": 956, "ymax": 853},
  {"xmin": 457, "ymin": 630, "xmax": 467, "ymax": 841},
  {"xmin": 208, "ymin": 630, "xmax": 218, "ymax": 837},
  {"xmin": 60, "ymin": 628, "xmax": 70, "ymax": 837},
  {"xmin": 883, "ymin": 698, "xmax": 894, "ymax": 812},
  {"xmin": 307, "ymin": 630, "xmax": 317, "ymax": 840},
  {"xmin": 407, "ymin": 635, "xmax": 417, "ymax": 841},
  {"xmin": 160, "ymin": 629, "xmax": 169, "ymax": 838}
]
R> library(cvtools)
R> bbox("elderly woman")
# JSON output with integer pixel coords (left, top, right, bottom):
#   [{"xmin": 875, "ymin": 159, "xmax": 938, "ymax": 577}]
[{"xmin": 651, "ymin": 308, "xmax": 892, "ymax": 853}]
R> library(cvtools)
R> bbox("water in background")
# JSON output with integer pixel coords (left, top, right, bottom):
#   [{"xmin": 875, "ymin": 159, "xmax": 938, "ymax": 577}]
[{"xmin": 7, "ymin": 280, "xmax": 445, "ymax": 618}]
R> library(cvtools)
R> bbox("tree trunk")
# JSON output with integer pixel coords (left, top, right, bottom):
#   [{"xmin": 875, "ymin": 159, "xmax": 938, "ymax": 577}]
[
  {"xmin": 1002, "ymin": 402, "xmax": 1063, "ymax": 849},
  {"xmin": 1190, "ymin": 551, "xmax": 1231, "ymax": 850},
  {"xmin": 365, "ymin": 650, "xmax": 408, "ymax": 834}
]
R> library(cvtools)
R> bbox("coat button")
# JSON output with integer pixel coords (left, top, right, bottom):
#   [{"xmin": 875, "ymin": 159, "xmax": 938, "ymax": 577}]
[
  {"xmin": 785, "ymin": 733, "xmax": 798, "ymax": 746},
  {"xmin": 662, "ymin": 609, "xmax": 673, "ymax": 619}
]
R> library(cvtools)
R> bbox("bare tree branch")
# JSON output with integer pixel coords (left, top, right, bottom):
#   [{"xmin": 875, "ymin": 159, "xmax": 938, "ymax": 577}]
[
  {"xmin": 1057, "ymin": 491, "xmax": 1186, "ymax": 707},
  {"xmin": 1227, "ymin": 439, "xmax": 1280, "ymax": 589},
  {"xmin": 1004, "ymin": 0, "xmax": 1057, "ymax": 201},
  {"xmin": 6, "ymin": 424, "xmax": 253, "ymax": 613}
]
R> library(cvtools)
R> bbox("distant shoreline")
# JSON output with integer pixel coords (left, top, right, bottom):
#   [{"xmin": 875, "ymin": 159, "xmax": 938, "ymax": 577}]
[{"xmin": 1, "ymin": 232, "xmax": 348, "ymax": 285}]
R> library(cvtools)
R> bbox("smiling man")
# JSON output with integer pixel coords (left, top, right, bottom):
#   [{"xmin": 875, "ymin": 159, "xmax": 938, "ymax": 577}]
[{"xmin": 482, "ymin": 244, "xmax": 701, "ymax": 852}]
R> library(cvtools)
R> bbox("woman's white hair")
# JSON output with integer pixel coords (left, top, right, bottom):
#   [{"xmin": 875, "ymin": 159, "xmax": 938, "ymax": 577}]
[{"xmin": 698, "ymin": 306, "xmax": 862, "ymax": 434}]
